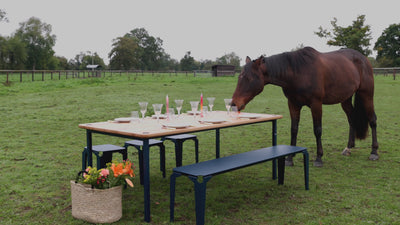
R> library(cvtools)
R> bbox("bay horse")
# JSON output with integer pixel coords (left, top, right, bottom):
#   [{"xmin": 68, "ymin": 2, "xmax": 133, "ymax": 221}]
[{"xmin": 231, "ymin": 47, "xmax": 378, "ymax": 167}]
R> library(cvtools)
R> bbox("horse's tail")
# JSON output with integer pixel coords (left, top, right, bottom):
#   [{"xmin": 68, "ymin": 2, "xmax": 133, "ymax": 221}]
[{"xmin": 352, "ymin": 93, "xmax": 369, "ymax": 139}]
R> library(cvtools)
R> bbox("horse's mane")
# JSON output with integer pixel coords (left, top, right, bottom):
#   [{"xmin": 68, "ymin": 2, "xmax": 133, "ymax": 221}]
[{"xmin": 263, "ymin": 47, "xmax": 319, "ymax": 77}]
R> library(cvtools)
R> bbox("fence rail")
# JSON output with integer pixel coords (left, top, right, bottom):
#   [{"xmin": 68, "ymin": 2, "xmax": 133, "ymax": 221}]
[
  {"xmin": 373, "ymin": 67, "xmax": 400, "ymax": 80},
  {"xmin": 0, "ymin": 70, "xmax": 220, "ymax": 83}
]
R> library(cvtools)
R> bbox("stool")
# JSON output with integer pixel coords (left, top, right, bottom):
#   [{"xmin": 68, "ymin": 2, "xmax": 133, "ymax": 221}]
[
  {"xmin": 124, "ymin": 139, "xmax": 166, "ymax": 185},
  {"xmin": 82, "ymin": 144, "xmax": 127, "ymax": 170},
  {"xmin": 163, "ymin": 134, "xmax": 199, "ymax": 167}
]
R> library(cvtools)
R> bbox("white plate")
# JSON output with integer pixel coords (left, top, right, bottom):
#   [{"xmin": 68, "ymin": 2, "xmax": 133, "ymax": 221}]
[
  {"xmin": 114, "ymin": 117, "xmax": 135, "ymax": 123},
  {"xmin": 187, "ymin": 111, "xmax": 201, "ymax": 115},
  {"xmin": 238, "ymin": 113, "xmax": 260, "ymax": 119},
  {"xmin": 201, "ymin": 119, "xmax": 227, "ymax": 124},
  {"xmin": 151, "ymin": 114, "xmax": 167, "ymax": 119},
  {"xmin": 162, "ymin": 122, "xmax": 192, "ymax": 129}
]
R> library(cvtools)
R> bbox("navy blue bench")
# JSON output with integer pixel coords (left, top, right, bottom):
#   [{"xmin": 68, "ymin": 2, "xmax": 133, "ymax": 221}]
[{"xmin": 170, "ymin": 145, "xmax": 309, "ymax": 225}]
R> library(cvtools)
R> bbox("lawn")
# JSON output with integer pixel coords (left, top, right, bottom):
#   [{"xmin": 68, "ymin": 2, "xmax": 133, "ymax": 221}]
[{"xmin": 0, "ymin": 73, "xmax": 399, "ymax": 224}]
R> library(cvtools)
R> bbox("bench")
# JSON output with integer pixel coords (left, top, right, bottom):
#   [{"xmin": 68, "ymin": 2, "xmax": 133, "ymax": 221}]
[{"xmin": 169, "ymin": 145, "xmax": 309, "ymax": 225}]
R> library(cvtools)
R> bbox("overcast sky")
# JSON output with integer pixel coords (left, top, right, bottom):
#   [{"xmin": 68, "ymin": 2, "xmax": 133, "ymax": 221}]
[{"xmin": 1, "ymin": 0, "xmax": 399, "ymax": 65}]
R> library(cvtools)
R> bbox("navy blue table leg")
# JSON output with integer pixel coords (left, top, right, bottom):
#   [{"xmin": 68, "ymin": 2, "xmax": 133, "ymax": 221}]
[
  {"xmin": 86, "ymin": 130, "xmax": 93, "ymax": 167},
  {"xmin": 303, "ymin": 150, "xmax": 309, "ymax": 190},
  {"xmin": 272, "ymin": 120, "xmax": 277, "ymax": 180},
  {"xmin": 143, "ymin": 139, "xmax": 151, "ymax": 222},
  {"xmin": 215, "ymin": 128, "xmax": 220, "ymax": 159}
]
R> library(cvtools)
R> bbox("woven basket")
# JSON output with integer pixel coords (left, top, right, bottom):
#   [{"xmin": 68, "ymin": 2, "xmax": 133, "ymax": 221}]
[{"xmin": 70, "ymin": 180, "xmax": 122, "ymax": 223}]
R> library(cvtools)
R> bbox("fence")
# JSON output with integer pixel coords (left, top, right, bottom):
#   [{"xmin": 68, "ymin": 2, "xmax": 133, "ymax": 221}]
[
  {"xmin": 0, "ymin": 70, "xmax": 226, "ymax": 83},
  {"xmin": 373, "ymin": 67, "xmax": 400, "ymax": 80}
]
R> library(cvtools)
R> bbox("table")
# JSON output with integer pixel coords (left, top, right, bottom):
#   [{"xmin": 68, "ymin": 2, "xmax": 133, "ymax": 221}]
[{"xmin": 79, "ymin": 111, "xmax": 282, "ymax": 222}]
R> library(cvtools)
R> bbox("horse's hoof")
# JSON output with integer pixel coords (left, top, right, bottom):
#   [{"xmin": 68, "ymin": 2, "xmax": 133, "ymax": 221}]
[
  {"xmin": 342, "ymin": 147, "xmax": 351, "ymax": 156},
  {"xmin": 369, "ymin": 154, "xmax": 379, "ymax": 161},
  {"xmin": 285, "ymin": 159, "xmax": 294, "ymax": 166},
  {"xmin": 313, "ymin": 159, "xmax": 323, "ymax": 167}
]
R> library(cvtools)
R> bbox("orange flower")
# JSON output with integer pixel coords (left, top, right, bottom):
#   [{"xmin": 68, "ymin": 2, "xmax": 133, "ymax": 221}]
[
  {"xmin": 111, "ymin": 163, "xmax": 124, "ymax": 177},
  {"xmin": 123, "ymin": 161, "xmax": 135, "ymax": 177}
]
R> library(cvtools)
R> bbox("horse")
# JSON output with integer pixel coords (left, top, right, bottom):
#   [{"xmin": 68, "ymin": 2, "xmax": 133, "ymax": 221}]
[{"xmin": 231, "ymin": 47, "xmax": 378, "ymax": 167}]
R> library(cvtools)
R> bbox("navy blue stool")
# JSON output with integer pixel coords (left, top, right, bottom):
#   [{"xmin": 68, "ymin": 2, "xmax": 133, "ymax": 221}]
[
  {"xmin": 163, "ymin": 134, "xmax": 199, "ymax": 167},
  {"xmin": 124, "ymin": 139, "xmax": 166, "ymax": 185},
  {"xmin": 82, "ymin": 144, "xmax": 127, "ymax": 170}
]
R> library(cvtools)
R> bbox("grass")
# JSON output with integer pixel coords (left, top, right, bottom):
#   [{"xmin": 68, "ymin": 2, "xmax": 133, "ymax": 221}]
[{"xmin": 0, "ymin": 73, "xmax": 399, "ymax": 224}]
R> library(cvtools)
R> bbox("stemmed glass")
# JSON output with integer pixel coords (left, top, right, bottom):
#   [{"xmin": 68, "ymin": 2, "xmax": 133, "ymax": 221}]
[
  {"xmin": 175, "ymin": 99, "xmax": 184, "ymax": 116},
  {"xmin": 207, "ymin": 97, "xmax": 215, "ymax": 112},
  {"xmin": 190, "ymin": 101, "xmax": 199, "ymax": 119},
  {"xmin": 138, "ymin": 102, "xmax": 148, "ymax": 121},
  {"xmin": 224, "ymin": 98, "xmax": 232, "ymax": 115},
  {"xmin": 152, "ymin": 104, "xmax": 163, "ymax": 123}
]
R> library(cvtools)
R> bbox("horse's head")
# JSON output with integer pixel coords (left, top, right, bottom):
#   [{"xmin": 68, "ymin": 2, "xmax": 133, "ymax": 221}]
[{"xmin": 232, "ymin": 56, "xmax": 265, "ymax": 111}]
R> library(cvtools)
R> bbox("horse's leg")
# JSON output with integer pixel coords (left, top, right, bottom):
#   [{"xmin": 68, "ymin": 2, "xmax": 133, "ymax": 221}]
[
  {"xmin": 285, "ymin": 100, "xmax": 301, "ymax": 166},
  {"xmin": 310, "ymin": 102, "xmax": 323, "ymax": 167},
  {"xmin": 361, "ymin": 96, "xmax": 379, "ymax": 160},
  {"xmin": 341, "ymin": 97, "xmax": 355, "ymax": 156}
]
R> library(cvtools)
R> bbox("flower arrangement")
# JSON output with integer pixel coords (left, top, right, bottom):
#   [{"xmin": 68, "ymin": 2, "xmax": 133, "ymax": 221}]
[{"xmin": 77, "ymin": 159, "xmax": 135, "ymax": 189}]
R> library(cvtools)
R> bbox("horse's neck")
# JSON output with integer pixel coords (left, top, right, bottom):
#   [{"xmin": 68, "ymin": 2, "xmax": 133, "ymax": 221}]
[{"xmin": 264, "ymin": 71, "xmax": 291, "ymax": 88}]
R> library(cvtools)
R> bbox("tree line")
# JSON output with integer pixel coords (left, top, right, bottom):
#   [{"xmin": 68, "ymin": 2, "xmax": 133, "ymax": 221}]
[{"xmin": 1, "ymin": 10, "xmax": 399, "ymax": 70}]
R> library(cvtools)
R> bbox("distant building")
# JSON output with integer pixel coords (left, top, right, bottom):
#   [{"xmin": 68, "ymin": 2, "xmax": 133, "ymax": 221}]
[
  {"xmin": 86, "ymin": 65, "xmax": 100, "ymax": 70},
  {"xmin": 211, "ymin": 65, "xmax": 235, "ymax": 77}
]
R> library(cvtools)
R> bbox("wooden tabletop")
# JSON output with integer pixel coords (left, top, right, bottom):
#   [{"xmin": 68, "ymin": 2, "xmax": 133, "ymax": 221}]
[{"xmin": 79, "ymin": 111, "xmax": 283, "ymax": 139}]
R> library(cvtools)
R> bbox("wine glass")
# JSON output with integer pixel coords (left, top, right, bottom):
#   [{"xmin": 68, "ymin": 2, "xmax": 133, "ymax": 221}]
[
  {"xmin": 138, "ymin": 102, "xmax": 148, "ymax": 120},
  {"xmin": 174, "ymin": 99, "xmax": 184, "ymax": 115},
  {"xmin": 207, "ymin": 97, "xmax": 215, "ymax": 112},
  {"xmin": 152, "ymin": 104, "xmax": 163, "ymax": 123},
  {"xmin": 190, "ymin": 101, "xmax": 199, "ymax": 119},
  {"xmin": 224, "ymin": 98, "xmax": 232, "ymax": 114}
]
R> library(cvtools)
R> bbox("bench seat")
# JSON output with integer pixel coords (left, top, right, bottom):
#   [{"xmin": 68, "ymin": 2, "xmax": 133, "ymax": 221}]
[{"xmin": 170, "ymin": 145, "xmax": 309, "ymax": 225}]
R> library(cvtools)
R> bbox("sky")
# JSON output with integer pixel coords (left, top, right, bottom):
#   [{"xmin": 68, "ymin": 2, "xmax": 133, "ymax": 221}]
[{"xmin": 1, "ymin": 0, "xmax": 399, "ymax": 65}]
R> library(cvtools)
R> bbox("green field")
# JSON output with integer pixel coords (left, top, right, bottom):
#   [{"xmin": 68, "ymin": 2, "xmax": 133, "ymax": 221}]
[{"xmin": 0, "ymin": 73, "xmax": 399, "ymax": 224}]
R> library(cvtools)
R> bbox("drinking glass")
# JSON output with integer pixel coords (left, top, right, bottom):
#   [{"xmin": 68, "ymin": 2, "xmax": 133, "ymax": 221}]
[
  {"xmin": 207, "ymin": 97, "xmax": 215, "ymax": 112},
  {"xmin": 224, "ymin": 98, "xmax": 232, "ymax": 114},
  {"xmin": 131, "ymin": 111, "xmax": 140, "ymax": 123},
  {"xmin": 168, "ymin": 108, "xmax": 175, "ymax": 120},
  {"xmin": 230, "ymin": 106, "xmax": 239, "ymax": 119},
  {"xmin": 139, "ymin": 102, "xmax": 148, "ymax": 120},
  {"xmin": 175, "ymin": 99, "xmax": 184, "ymax": 115},
  {"xmin": 190, "ymin": 101, "xmax": 199, "ymax": 119},
  {"xmin": 152, "ymin": 104, "xmax": 163, "ymax": 123}
]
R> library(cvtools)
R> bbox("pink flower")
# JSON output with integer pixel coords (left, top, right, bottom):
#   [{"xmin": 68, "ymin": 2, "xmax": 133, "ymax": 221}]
[{"xmin": 100, "ymin": 169, "xmax": 109, "ymax": 177}]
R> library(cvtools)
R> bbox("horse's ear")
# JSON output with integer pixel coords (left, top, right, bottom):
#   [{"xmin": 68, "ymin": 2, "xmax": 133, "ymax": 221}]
[{"xmin": 246, "ymin": 56, "xmax": 251, "ymax": 64}]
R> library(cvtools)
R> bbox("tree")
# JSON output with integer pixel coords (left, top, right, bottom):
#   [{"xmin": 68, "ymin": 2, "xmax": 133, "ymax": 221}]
[
  {"xmin": 374, "ymin": 23, "xmax": 400, "ymax": 67},
  {"xmin": 125, "ymin": 28, "xmax": 165, "ymax": 70},
  {"xmin": 215, "ymin": 52, "xmax": 241, "ymax": 68},
  {"xmin": 70, "ymin": 51, "xmax": 106, "ymax": 70},
  {"xmin": 315, "ymin": 15, "xmax": 372, "ymax": 56},
  {"xmin": 0, "ymin": 9, "xmax": 8, "ymax": 23},
  {"xmin": 180, "ymin": 51, "xmax": 197, "ymax": 71},
  {"xmin": 0, "ymin": 36, "xmax": 27, "ymax": 69},
  {"xmin": 14, "ymin": 17, "xmax": 56, "ymax": 69},
  {"xmin": 108, "ymin": 36, "xmax": 140, "ymax": 70}
]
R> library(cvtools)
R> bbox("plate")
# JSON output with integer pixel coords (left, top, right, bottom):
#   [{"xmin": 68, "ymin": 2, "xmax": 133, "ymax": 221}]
[
  {"xmin": 201, "ymin": 119, "xmax": 227, "ymax": 124},
  {"xmin": 162, "ymin": 122, "xmax": 192, "ymax": 129},
  {"xmin": 114, "ymin": 117, "xmax": 135, "ymax": 123},
  {"xmin": 151, "ymin": 114, "xmax": 167, "ymax": 119},
  {"xmin": 238, "ymin": 113, "xmax": 260, "ymax": 119},
  {"xmin": 187, "ymin": 111, "xmax": 201, "ymax": 115}
]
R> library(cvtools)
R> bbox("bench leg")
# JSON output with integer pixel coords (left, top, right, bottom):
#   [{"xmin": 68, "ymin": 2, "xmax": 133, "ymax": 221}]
[
  {"xmin": 170, "ymin": 172, "xmax": 182, "ymax": 222},
  {"xmin": 175, "ymin": 141, "xmax": 183, "ymax": 167},
  {"xmin": 277, "ymin": 157, "xmax": 285, "ymax": 185},
  {"xmin": 189, "ymin": 175, "xmax": 212, "ymax": 225},
  {"xmin": 303, "ymin": 150, "xmax": 309, "ymax": 190}
]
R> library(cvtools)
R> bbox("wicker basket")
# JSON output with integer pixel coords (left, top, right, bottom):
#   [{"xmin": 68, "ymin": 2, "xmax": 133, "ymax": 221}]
[{"xmin": 70, "ymin": 180, "xmax": 122, "ymax": 223}]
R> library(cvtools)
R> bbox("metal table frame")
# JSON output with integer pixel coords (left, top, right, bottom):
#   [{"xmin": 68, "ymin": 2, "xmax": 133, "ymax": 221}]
[{"xmin": 81, "ymin": 116, "xmax": 280, "ymax": 222}]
